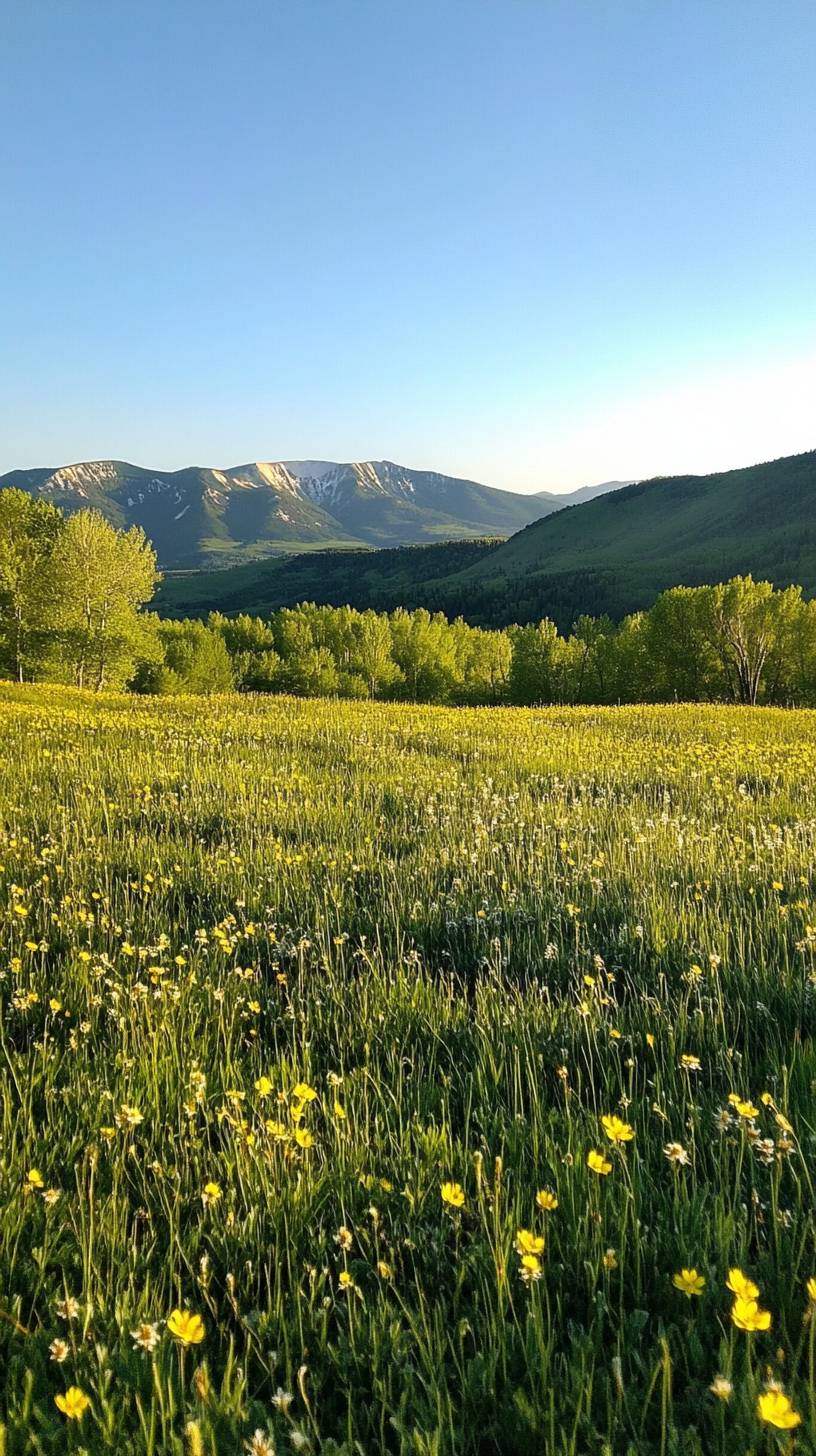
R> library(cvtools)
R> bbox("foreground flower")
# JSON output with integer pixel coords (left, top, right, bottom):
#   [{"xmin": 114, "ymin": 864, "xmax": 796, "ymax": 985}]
[
  {"xmin": 728, "ymin": 1096, "xmax": 759, "ymax": 1120},
  {"xmin": 672, "ymin": 1268, "xmax": 705, "ymax": 1298},
  {"xmin": 131, "ymin": 1322, "xmax": 161, "ymax": 1352},
  {"xmin": 515, "ymin": 1228, "xmax": 545, "ymax": 1256},
  {"xmin": 663, "ymin": 1142, "xmax": 689, "ymax": 1166},
  {"xmin": 601, "ymin": 1114, "xmax": 634, "ymax": 1144},
  {"xmin": 806, "ymin": 1276, "xmax": 816, "ymax": 1303},
  {"xmin": 441, "ymin": 1181, "xmax": 465, "ymax": 1208},
  {"xmin": 587, "ymin": 1149, "xmax": 612, "ymax": 1176},
  {"xmin": 292, "ymin": 1081, "xmax": 317, "ymax": 1103},
  {"xmin": 245, "ymin": 1432, "xmax": 275, "ymax": 1456},
  {"xmin": 167, "ymin": 1308, "xmax": 205, "ymax": 1345},
  {"xmin": 25, "ymin": 1168, "xmax": 44, "ymax": 1191},
  {"xmin": 709, "ymin": 1375, "xmax": 732, "ymax": 1401},
  {"xmin": 201, "ymin": 1181, "xmax": 222, "ymax": 1207},
  {"xmin": 116, "ymin": 1104, "xmax": 144, "ymax": 1129},
  {"xmin": 731, "ymin": 1297, "xmax": 771, "ymax": 1332},
  {"xmin": 726, "ymin": 1267, "xmax": 759, "ymax": 1300},
  {"xmin": 55, "ymin": 1386, "xmax": 91, "ymax": 1419},
  {"xmin": 603, "ymin": 1248, "xmax": 618, "ymax": 1270},
  {"xmin": 49, "ymin": 1338, "xmax": 70, "ymax": 1362},
  {"xmin": 519, "ymin": 1253, "xmax": 542, "ymax": 1283},
  {"xmin": 757, "ymin": 1390, "xmax": 801, "ymax": 1429},
  {"xmin": 55, "ymin": 1296, "xmax": 80, "ymax": 1320},
  {"xmin": 535, "ymin": 1188, "xmax": 558, "ymax": 1211}
]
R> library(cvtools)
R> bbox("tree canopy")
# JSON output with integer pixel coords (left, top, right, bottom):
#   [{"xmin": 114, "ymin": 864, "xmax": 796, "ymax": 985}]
[{"xmin": 1, "ymin": 494, "xmax": 815, "ymax": 709}]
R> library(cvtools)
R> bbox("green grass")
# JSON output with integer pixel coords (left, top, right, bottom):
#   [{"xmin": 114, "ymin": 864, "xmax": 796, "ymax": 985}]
[{"xmin": 1, "ymin": 687, "xmax": 816, "ymax": 1453}]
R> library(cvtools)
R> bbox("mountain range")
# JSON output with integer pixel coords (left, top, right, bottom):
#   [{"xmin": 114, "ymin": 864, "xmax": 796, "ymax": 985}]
[
  {"xmin": 0, "ymin": 458, "xmax": 625, "ymax": 568},
  {"xmin": 155, "ymin": 448, "xmax": 816, "ymax": 630}
]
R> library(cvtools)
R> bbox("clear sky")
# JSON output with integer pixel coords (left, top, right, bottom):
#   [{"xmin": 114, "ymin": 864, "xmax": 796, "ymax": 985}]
[{"xmin": 2, "ymin": 0, "xmax": 815, "ymax": 493}]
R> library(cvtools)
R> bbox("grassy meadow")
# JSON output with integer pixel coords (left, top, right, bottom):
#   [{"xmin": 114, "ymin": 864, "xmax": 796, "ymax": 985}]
[{"xmin": 2, "ymin": 685, "xmax": 816, "ymax": 1453}]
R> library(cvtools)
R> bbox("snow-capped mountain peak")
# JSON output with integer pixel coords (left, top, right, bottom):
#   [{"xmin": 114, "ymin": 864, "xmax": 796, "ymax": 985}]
[{"xmin": 0, "ymin": 454, "xmax": 632, "ymax": 569}]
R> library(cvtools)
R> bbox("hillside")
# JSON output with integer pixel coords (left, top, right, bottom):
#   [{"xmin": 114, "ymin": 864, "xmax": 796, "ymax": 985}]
[
  {"xmin": 156, "ymin": 538, "xmax": 502, "ymax": 617},
  {"xmin": 429, "ymin": 448, "xmax": 816, "ymax": 627},
  {"xmin": 0, "ymin": 457, "xmax": 552, "ymax": 568}
]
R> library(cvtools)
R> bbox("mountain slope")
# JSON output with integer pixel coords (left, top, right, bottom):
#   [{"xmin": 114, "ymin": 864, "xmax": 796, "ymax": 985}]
[
  {"xmin": 0, "ymin": 461, "xmax": 355, "ymax": 567},
  {"xmin": 156, "ymin": 538, "xmax": 502, "ymax": 618},
  {"xmin": 436, "ymin": 449, "xmax": 816, "ymax": 626},
  {"xmin": 0, "ymin": 458, "xmax": 553, "ymax": 568}
]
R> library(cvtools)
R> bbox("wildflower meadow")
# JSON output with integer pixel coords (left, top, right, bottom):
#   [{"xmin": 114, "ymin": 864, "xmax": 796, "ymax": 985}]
[{"xmin": 1, "ymin": 684, "xmax": 816, "ymax": 1454}]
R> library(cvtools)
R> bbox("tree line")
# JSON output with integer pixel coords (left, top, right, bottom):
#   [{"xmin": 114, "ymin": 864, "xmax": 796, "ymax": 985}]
[{"xmin": 3, "ymin": 491, "xmax": 816, "ymax": 707}]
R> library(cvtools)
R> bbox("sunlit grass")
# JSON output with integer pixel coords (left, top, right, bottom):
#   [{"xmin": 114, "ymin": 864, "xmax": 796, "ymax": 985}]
[{"xmin": 1, "ymin": 684, "xmax": 816, "ymax": 1452}]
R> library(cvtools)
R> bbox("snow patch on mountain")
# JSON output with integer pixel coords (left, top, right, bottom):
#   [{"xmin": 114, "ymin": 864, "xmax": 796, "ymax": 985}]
[{"xmin": 228, "ymin": 462, "xmax": 301, "ymax": 496}]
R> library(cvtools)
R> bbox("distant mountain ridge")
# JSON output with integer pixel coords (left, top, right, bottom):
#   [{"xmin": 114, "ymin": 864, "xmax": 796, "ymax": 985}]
[
  {"xmin": 0, "ymin": 457, "xmax": 621, "ymax": 568},
  {"xmin": 535, "ymin": 478, "xmax": 636, "ymax": 507}
]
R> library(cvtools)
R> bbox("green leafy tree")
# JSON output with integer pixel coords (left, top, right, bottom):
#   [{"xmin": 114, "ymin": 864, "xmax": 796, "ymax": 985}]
[
  {"xmin": 508, "ymin": 620, "xmax": 562, "ymax": 704},
  {"xmin": 455, "ymin": 622, "xmax": 512, "ymax": 703},
  {"xmin": 390, "ymin": 608, "xmax": 461, "ymax": 702},
  {"xmin": 569, "ymin": 614, "xmax": 615, "ymax": 703},
  {"xmin": 135, "ymin": 619, "xmax": 235, "ymax": 694},
  {"xmin": 0, "ymin": 490, "xmax": 62, "ymax": 682},
  {"xmin": 44, "ymin": 511, "xmax": 159, "ymax": 689},
  {"xmin": 351, "ymin": 610, "xmax": 402, "ymax": 698},
  {"xmin": 698, "ymin": 576, "xmax": 792, "ymax": 705},
  {"xmin": 280, "ymin": 645, "xmax": 341, "ymax": 697},
  {"xmin": 208, "ymin": 613, "xmax": 281, "ymax": 691},
  {"xmin": 642, "ymin": 587, "xmax": 722, "ymax": 701}
]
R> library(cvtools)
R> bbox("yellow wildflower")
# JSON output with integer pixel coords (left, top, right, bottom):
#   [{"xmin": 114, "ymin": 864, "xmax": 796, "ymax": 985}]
[
  {"xmin": 601, "ymin": 1115, "xmax": 634, "ymax": 1144},
  {"xmin": 586, "ymin": 1149, "xmax": 612, "ymax": 1176},
  {"xmin": 167, "ymin": 1309, "xmax": 205, "ymax": 1345},
  {"xmin": 514, "ymin": 1229, "xmax": 545, "ymax": 1256},
  {"xmin": 672, "ymin": 1268, "xmax": 705, "ymax": 1298},
  {"xmin": 441, "ymin": 1181, "xmax": 465, "ymax": 1208},
  {"xmin": 757, "ymin": 1390, "xmax": 800, "ymax": 1429},
  {"xmin": 55, "ymin": 1386, "xmax": 91, "ymax": 1419},
  {"xmin": 726, "ymin": 1268, "xmax": 759, "ymax": 1300},
  {"xmin": 731, "ymin": 1298, "xmax": 771, "ymax": 1332},
  {"xmin": 519, "ymin": 1253, "xmax": 542, "ymax": 1283}
]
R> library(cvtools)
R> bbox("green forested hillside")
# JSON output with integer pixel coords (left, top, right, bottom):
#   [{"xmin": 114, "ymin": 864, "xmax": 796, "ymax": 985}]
[
  {"xmin": 442, "ymin": 449, "xmax": 816, "ymax": 626},
  {"xmin": 155, "ymin": 538, "xmax": 502, "ymax": 617}
]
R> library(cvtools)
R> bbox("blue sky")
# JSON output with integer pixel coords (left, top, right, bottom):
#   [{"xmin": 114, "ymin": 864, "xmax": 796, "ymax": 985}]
[{"xmin": 2, "ymin": 0, "xmax": 815, "ymax": 491}]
